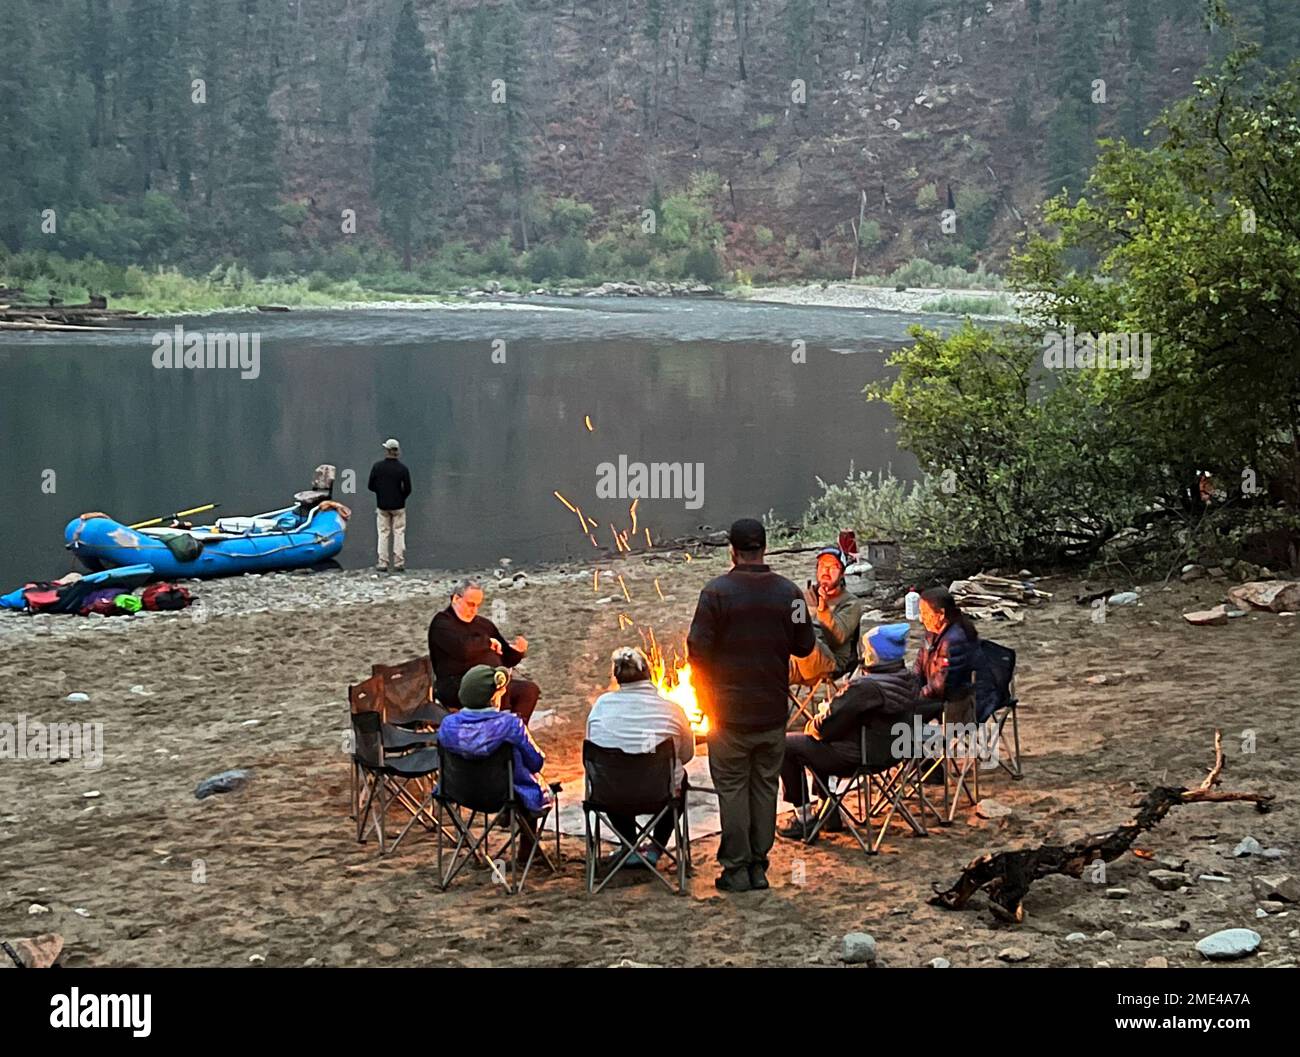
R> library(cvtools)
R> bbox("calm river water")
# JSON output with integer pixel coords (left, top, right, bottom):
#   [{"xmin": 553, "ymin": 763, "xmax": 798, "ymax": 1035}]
[{"xmin": 0, "ymin": 296, "xmax": 950, "ymax": 587}]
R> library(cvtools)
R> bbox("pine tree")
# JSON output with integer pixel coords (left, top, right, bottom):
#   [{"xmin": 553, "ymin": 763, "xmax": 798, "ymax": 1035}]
[
  {"xmin": 694, "ymin": 0, "xmax": 716, "ymax": 72},
  {"xmin": 494, "ymin": 1, "xmax": 530, "ymax": 248},
  {"xmin": 373, "ymin": 0, "xmax": 442, "ymax": 270},
  {"xmin": 123, "ymin": 0, "xmax": 166, "ymax": 191},
  {"xmin": 785, "ymin": 0, "xmax": 814, "ymax": 84}
]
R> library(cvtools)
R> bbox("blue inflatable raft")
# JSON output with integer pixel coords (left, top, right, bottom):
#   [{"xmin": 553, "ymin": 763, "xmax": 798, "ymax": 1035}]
[{"xmin": 65, "ymin": 501, "xmax": 350, "ymax": 580}]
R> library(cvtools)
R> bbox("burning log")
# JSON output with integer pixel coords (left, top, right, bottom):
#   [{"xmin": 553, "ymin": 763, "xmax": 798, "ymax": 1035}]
[{"xmin": 929, "ymin": 731, "xmax": 1274, "ymax": 923}]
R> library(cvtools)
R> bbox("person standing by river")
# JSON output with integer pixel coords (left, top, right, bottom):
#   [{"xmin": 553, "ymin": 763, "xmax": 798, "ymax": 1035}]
[{"xmin": 368, "ymin": 438, "xmax": 411, "ymax": 573}]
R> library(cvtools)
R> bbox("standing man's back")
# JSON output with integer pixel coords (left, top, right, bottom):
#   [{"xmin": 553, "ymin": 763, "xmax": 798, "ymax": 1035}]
[
  {"xmin": 368, "ymin": 438, "xmax": 411, "ymax": 573},
  {"xmin": 687, "ymin": 517, "xmax": 815, "ymax": 892}
]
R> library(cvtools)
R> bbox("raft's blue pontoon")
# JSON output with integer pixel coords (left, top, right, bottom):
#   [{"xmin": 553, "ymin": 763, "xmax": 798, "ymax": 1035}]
[{"xmin": 65, "ymin": 502, "xmax": 349, "ymax": 580}]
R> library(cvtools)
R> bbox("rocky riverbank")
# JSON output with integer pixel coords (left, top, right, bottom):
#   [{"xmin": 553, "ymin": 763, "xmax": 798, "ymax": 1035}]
[{"xmin": 743, "ymin": 281, "xmax": 1028, "ymax": 318}]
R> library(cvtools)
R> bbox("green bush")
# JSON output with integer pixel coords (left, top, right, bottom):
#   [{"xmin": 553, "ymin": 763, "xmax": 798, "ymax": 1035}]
[
  {"xmin": 858, "ymin": 219, "xmax": 882, "ymax": 248},
  {"xmin": 526, "ymin": 245, "xmax": 562, "ymax": 281},
  {"xmin": 866, "ymin": 321, "xmax": 1155, "ymax": 568},
  {"xmin": 557, "ymin": 236, "xmax": 590, "ymax": 278},
  {"xmin": 914, "ymin": 183, "xmax": 939, "ymax": 211},
  {"xmin": 754, "ymin": 225, "xmax": 775, "ymax": 247},
  {"xmin": 918, "ymin": 293, "xmax": 1013, "ymax": 315},
  {"xmin": 682, "ymin": 245, "xmax": 722, "ymax": 283}
]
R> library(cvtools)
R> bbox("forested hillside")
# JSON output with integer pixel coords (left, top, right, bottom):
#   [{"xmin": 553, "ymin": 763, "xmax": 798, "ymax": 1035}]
[{"xmin": 2, "ymin": 0, "xmax": 1298, "ymax": 289}]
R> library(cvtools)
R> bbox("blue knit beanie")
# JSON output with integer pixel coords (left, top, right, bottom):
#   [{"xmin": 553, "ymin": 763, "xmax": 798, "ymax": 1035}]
[{"xmin": 864, "ymin": 622, "xmax": 909, "ymax": 663}]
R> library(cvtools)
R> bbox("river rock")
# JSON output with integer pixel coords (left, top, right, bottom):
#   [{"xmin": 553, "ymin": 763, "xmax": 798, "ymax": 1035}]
[
  {"xmin": 195, "ymin": 769, "xmax": 253, "ymax": 799},
  {"xmin": 1132, "ymin": 918, "xmax": 1190, "ymax": 936},
  {"xmin": 1195, "ymin": 928, "xmax": 1260, "ymax": 961},
  {"xmin": 976, "ymin": 798, "xmax": 1013, "ymax": 820},
  {"xmin": 997, "ymin": 946, "xmax": 1031, "ymax": 963},
  {"xmin": 1148, "ymin": 869, "xmax": 1190, "ymax": 891},
  {"xmin": 1234, "ymin": 836, "xmax": 1263, "ymax": 857},
  {"xmin": 1104, "ymin": 888, "xmax": 1129, "ymax": 900},
  {"xmin": 1182, "ymin": 606, "xmax": 1228, "ymax": 626},
  {"xmin": 1065, "ymin": 932, "xmax": 1088, "ymax": 943},
  {"xmin": 841, "ymin": 932, "xmax": 877, "ymax": 964},
  {"xmin": 1108, "ymin": 591, "xmax": 1139, "ymax": 606},
  {"xmin": 1144, "ymin": 956, "xmax": 1169, "ymax": 969},
  {"xmin": 65, "ymin": 692, "xmax": 90, "ymax": 704},
  {"xmin": 1251, "ymin": 874, "xmax": 1299, "ymax": 903},
  {"xmin": 1228, "ymin": 580, "xmax": 1300, "ymax": 613}
]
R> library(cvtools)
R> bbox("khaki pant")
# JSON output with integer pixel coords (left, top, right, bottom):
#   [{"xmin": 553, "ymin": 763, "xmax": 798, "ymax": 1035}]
[
  {"xmin": 376, "ymin": 508, "xmax": 406, "ymax": 568},
  {"xmin": 707, "ymin": 724, "xmax": 786, "ymax": 872},
  {"xmin": 789, "ymin": 640, "xmax": 837, "ymax": 687}
]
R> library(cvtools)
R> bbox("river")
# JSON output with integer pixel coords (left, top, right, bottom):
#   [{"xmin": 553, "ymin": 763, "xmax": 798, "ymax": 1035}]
[{"xmin": 0, "ymin": 296, "xmax": 951, "ymax": 588}]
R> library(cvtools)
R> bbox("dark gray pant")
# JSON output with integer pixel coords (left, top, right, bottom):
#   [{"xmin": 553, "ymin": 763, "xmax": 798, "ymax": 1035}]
[
  {"xmin": 707, "ymin": 725, "xmax": 785, "ymax": 872},
  {"xmin": 780, "ymin": 733, "xmax": 860, "ymax": 807}
]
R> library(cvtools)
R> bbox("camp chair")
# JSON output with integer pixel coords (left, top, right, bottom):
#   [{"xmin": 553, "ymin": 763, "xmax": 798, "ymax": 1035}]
[
  {"xmin": 435, "ymin": 743, "xmax": 560, "ymax": 895},
  {"xmin": 347, "ymin": 675, "xmax": 437, "ymax": 819},
  {"xmin": 978, "ymin": 639, "xmax": 1022, "ymax": 779},
  {"xmin": 351, "ymin": 710, "xmax": 442, "ymax": 855},
  {"xmin": 929, "ymin": 641, "xmax": 1024, "ymax": 822},
  {"xmin": 787, "ymin": 642, "xmax": 858, "ymax": 729},
  {"xmin": 582, "ymin": 739, "xmax": 691, "ymax": 896},
  {"xmin": 794, "ymin": 722, "xmax": 928, "ymax": 855},
  {"xmin": 938, "ymin": 690, "xmax": 983, "ymax": 823},
  {"xmin": 788, "ymin": 680, "xmax": 827, "ymax": 729},
  {"xmin": 372, "ymin": 656, "xmax": 446, "ymax": 728}
]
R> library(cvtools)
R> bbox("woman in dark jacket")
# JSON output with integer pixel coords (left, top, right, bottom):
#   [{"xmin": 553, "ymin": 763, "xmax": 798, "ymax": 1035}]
[{"xmin": 913, "ymin": 587, "xmax": 981, "ymax": 712}]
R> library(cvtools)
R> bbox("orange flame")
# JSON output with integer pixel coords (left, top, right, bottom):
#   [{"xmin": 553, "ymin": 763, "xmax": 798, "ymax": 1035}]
[{"xmin": 641, "ymin": 628, "xmax": 707, "ymax": 735}]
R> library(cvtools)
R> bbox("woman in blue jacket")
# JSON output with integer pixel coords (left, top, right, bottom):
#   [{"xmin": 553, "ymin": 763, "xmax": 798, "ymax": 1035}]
[{"xmin": 913, "ymin": 587, "xmax": 981, "ymax": 713}]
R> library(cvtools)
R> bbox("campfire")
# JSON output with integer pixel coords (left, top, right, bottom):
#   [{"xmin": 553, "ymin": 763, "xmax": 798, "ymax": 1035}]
[{"xmin": 642, "ymin": 630, "xmax": 708, "ymax": 737}]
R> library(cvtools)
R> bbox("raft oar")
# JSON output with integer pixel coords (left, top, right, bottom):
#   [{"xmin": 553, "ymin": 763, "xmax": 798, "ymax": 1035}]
[{"xmin": 129, "ymin": 503, "xmax": 220, "ymax": 530}]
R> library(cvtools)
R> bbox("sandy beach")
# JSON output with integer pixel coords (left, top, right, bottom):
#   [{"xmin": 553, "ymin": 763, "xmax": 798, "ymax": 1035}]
[{"xmin": 1, "ymin": 554, "xmax": 1297, "ymax": 968}]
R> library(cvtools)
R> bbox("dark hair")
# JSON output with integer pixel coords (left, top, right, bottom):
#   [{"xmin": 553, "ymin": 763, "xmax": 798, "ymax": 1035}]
[{"xmin": 919, "ymin": 587, "xmax": 978, "ymax": 641}]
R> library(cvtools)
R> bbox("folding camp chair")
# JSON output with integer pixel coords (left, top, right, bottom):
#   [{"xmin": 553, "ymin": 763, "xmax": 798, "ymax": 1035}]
[
  {"xmin": 931, "ymin": 642, "xmax": 1023, "ymax": 821},
  {"xmin": 347, "ymin": 675, "xmax": 437, "ymax": 820},
  {"xmin": 582, "ymin": 739, "xmax": 691, "ymax": 896},
  {"xmin": 788, "ymin": 679, "xmax": 828, "ymax": 729},
  {"xmin": 794, "ymin": 723, "xmax": 928, "ymax": 855},
  {"xmin": 933, "ymin": 689, "xmax": 983, "ymax": 823},
  {"xmin": 372, "ymin": 656, "xmax": 447, "ymax": 728},
  {"xmin": 435, "ymin": 743, "xmax": 560, "ymax": 895},
  {"xmin": 351, "ymin": 710, "xmax": 442, "ymax": 855},
  {"xmin": 787, "ymin": 641, "xmax": 858, "ymax": 730},
  {"xmin": 978, "ymin": 639, "xmax": 1022, "ymax": 779}
]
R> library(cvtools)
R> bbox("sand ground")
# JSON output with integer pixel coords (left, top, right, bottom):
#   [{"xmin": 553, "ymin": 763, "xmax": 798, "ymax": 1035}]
[{"xmin": 1, "ymin": 554, "xmax": 1296, "ymax": 968}]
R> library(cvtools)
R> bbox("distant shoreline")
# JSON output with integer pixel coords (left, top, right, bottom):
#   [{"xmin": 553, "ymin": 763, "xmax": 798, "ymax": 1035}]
[{"xmin": 133, "ymin": 280, "xmax": 1024, "ymax": 321}]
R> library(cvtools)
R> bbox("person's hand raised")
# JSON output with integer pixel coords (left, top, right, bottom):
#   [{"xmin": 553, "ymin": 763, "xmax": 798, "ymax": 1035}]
[{"xmin": 513, "ymin": 635, "xmax": 528, "ymax": 655}]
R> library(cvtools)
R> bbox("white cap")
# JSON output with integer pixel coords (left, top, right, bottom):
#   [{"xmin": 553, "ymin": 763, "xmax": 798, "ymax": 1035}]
[{"xmin": 383, "ymin": 438, "xmax": 400, "ymax": 451}]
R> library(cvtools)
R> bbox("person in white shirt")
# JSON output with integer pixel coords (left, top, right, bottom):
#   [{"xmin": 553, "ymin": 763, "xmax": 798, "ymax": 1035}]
[{"xmin": 586, "ymin": 646, "xmax": 695, "ymax": 867}]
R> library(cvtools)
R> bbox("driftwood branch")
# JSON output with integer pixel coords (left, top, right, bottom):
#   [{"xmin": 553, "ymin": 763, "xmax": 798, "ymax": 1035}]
[{"xmin": 928, "ymin": 731, "xmax": 1275, "ymax": 923}]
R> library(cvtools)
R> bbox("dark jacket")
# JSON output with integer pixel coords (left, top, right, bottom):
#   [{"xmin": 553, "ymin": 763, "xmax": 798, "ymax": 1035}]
[
  {"xmin": 809, "ymin": 660, "xmax": 919, "ymax": 745},
  {"xmin": 914, "ymin": 621, "xmax": 978, "ymax": 702},
  {"xmin": 806, "ymin": 660, "xmax": 936, "ymax": 770},
  {"xmin": 368, "ymin": 458, "xmax": 411, "ymax": 511},
  {"xmin": 435, "ymin": 709, "xmax": 550, "ymax": 813},
  {"xmin": 428, "ymin": 606, "xmax": 524, "ymax": 707},
  {"xmin": 687, "ymin": 563, "xmax": 816, "ymax": 732}
]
